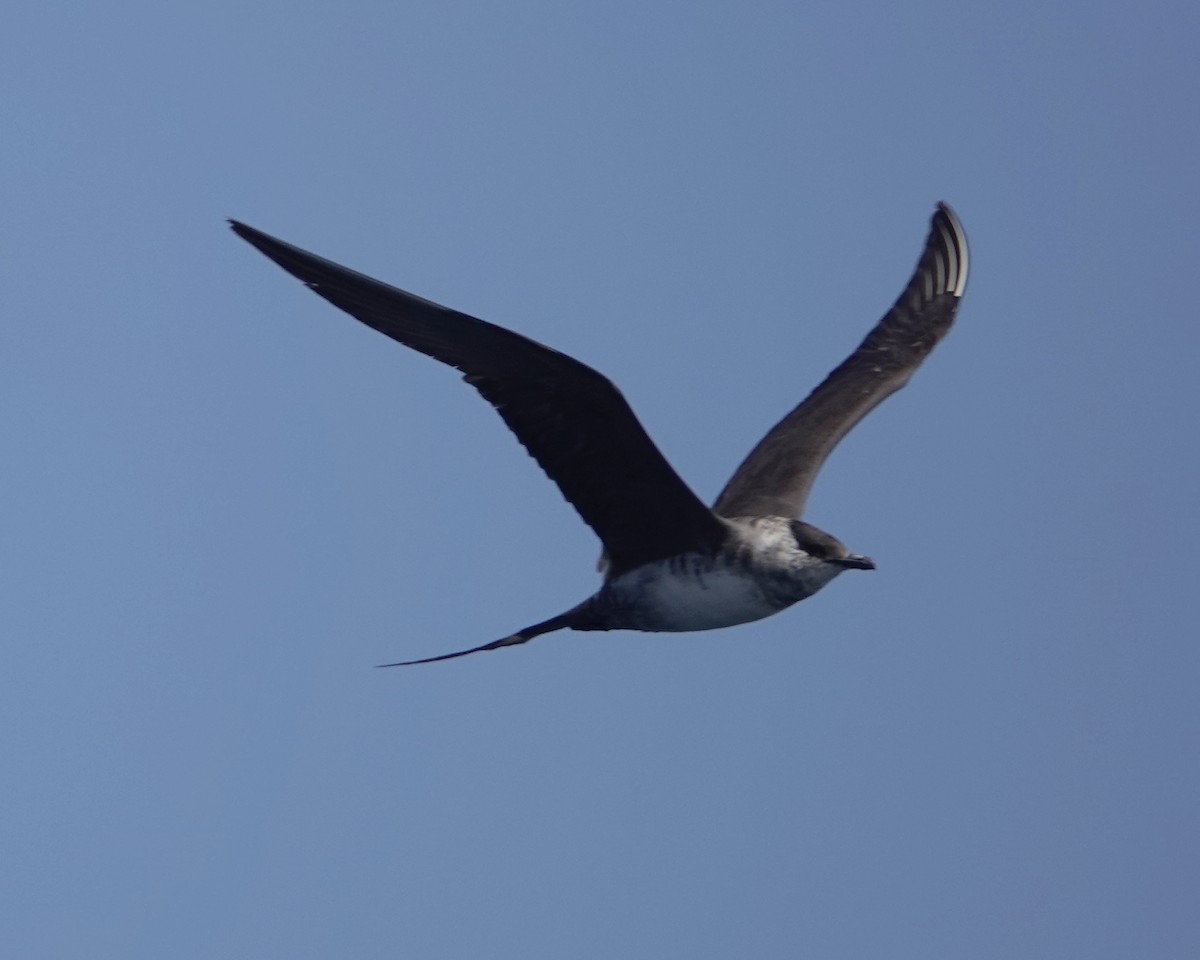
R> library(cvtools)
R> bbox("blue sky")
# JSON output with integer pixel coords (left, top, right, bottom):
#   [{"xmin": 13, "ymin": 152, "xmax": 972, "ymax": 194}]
[{"xmin": 3, "ymin": 1, "xmax": 1197, "ymax": 957}]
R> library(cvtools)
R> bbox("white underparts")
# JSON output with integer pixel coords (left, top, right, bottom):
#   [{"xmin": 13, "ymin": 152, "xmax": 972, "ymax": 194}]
[{"xmin": 597, "ymin": 517, "xmax": 848, "ymax": 632}]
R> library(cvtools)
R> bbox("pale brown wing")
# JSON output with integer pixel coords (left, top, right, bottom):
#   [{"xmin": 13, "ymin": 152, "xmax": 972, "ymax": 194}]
[{"xmin": 713, "ymin": 203, "xmax": 968, "ymax": 520}]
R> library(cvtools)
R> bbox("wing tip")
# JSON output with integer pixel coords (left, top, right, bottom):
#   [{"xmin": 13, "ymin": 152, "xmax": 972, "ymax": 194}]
[
  {"xmin": 932, "ymin": 202, "xmax": 969, "ymax": 298},
  {"xmin": 227, "ymin": 218, "xmax": 290, "ymax": 265},
  {"xmin": 227, "ymin": 218, "xmax": 255, "ymax": 240}
]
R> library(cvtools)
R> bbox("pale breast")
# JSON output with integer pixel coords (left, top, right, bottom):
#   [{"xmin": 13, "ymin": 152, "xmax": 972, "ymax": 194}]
[{"xmin": 603, "ymin": 562, "xmax": 790, "ymax": 632}]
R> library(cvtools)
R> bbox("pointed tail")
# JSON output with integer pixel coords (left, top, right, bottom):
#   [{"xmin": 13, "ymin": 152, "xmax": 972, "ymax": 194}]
[{"xmin": 377, "ymin": 609, "xmax": 578, "ymax": 667}]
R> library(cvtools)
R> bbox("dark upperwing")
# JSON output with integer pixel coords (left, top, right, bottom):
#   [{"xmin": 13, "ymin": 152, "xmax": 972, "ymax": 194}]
[{"xmin": 230, "ymin": 221, "xmax": 726, "ymax": 575}]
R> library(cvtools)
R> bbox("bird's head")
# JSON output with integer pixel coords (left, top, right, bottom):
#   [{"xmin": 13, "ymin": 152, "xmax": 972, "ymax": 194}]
[{"xmin": 789, "ymin": 520, "xmax": 876, "ymax": 571}]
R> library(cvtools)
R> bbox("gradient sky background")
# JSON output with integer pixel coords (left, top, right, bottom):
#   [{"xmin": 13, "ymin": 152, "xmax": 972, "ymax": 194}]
[{"xmin": 3, "ymin": 1, "xmax": 1197, "ymax": 957}]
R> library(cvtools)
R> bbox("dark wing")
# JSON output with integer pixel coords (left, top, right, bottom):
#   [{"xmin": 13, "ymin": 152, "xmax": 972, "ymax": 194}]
[
  {"xmin": 713, "ymin": 202, "xmax": 969, "ymax": 520},
  {"xmin": 230, "ymin": 221, "xmax": 726, "ymax": 575}
]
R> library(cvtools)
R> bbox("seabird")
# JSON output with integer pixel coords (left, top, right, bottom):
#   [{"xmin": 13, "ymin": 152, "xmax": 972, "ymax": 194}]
[{"xmin": 230, "ymin": 203, "xmax": 968, "ymax": 665}]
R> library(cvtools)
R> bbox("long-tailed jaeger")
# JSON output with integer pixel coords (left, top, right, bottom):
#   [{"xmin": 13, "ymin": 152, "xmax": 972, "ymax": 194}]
[{"xmin": 230, "ymin": 203, "xmax": 968, "ymax": 665}]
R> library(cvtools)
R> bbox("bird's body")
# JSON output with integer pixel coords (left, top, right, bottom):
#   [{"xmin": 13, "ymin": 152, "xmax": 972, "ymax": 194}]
[
  {"xmin": 231, "ymin": 203, "xmax": 968, "ymax": 665},
  {"xmin": 581, "ymin": 517, "xmax": 852, "ymax": 634}
]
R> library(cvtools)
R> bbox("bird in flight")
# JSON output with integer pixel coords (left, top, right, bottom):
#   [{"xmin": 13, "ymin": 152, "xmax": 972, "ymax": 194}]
[{"xmin": 231, "ymin": 203, "xmax": 968, "ymax": 665}]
